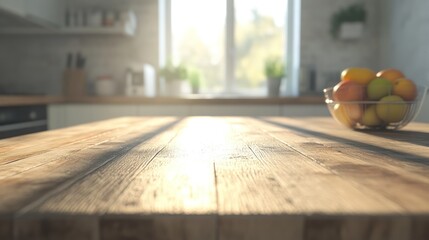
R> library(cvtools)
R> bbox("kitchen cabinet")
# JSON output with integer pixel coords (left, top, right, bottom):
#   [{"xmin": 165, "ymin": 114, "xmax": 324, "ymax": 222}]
[
  {"xmin": 189, "ymin": 105, "xmax": 280, "ymax": 116},
  {"xmin": 48, "ymin": 104, "xmax": 189, "ymax": 129},
  {"xmin": 49, "ymin": 104, "xmax": 139, "ymax": 129},
  {"xmin": 48, "ymin": 104, "xmax": 329, "ymax": 130}
]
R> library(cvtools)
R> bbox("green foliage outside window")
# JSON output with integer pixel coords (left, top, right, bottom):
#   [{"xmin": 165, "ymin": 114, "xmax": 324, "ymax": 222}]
[{"xmin": 264, "ymin": 57, "xmax": 285, "ymax": 80}]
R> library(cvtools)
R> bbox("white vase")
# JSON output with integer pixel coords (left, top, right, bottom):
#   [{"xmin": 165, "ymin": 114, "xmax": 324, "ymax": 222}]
[
  {"xmin": 165, "ymin": 79, "xmax": 185, "ymax": 96},
  {"xmin": 267, "ymin": 78, "xmax": 282, "ymax": 97},
  {"xmin": 339, "ymin": 22, "xmax": 364, "ymax": 40}
]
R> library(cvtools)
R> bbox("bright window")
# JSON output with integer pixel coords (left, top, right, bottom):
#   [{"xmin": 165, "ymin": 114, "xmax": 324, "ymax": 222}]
[
  {"xmin": 171, "ymin": 0, "xmax": 226, "ymax": 94},
  {"xmin": 167, "ymin": 0, "xmax": 296, "ymax": 96},
  {"xmin": 234, "ymin": 0, "xmax": 286, "ymax": 95}
]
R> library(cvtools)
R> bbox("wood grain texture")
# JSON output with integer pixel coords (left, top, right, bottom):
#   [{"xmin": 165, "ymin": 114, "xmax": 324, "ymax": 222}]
[
  {"xmin": 303, "ymin": 216, "xmax": 411, "ymax": 240},
  {"xmin": 251, "ymin": 117, "xmax": 429, "ymax": 213},
  {"xmin": 0, "ymin": 219, "xmax": 12, "ymax": 240},
  {"xmin": 0, "ymin": 117, "xmax": 428, "ymax": 240},
  {"xmin": 0, "ymin": 118, "xmax": 145, "ymax": 165},
  {"xmin": 219, "ymin": 215, "xmax": 303, "ymax": 240},
  {"xmin": 0, "ymin": 117, "xmax": 180, "ymax": 215},
  {"xmin": 15, "ymin": 217, "xmax": 98, "ymax": 240},
  {"xmin": 100, "ymin": 216, "xmax": 215, "ymax": 240},
  {"xmin": 217, "ymin": 117, "xmax": 402, "ymax": 215}
]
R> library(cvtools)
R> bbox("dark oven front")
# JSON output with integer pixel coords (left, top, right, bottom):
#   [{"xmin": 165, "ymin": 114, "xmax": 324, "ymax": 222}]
[{"xmin": 0, "ymin": 105, "xmax": 48, "ymax": 139}]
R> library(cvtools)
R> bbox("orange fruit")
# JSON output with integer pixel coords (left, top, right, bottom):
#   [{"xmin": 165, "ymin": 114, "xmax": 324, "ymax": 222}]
[
  {"xmin": 376, "ymin": 68, "xmax": 405, "ymax": 83},
  {"xmin": 392, "ymin": 78, "xmax": 417, "ymax": 101},
  {"xmin": 341, "ymin": 68, "xmax": 376, "ymax": 85}
]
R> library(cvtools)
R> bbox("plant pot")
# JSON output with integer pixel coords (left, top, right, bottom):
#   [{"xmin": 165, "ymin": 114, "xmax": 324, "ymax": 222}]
[
  {"xmin": 267, "ymin": 78, "xmax": 282, "ymax": 97},
  {"xmin": 165, "ymin": 79, "xmax": 185, "ymax": 96},
  {"xmin": 191, "ymin": 85, "xmax": 199, "ymax": 94},
  {"xmin": 339, "ymin": 22, "xmax": 364, "ymax": 40}
]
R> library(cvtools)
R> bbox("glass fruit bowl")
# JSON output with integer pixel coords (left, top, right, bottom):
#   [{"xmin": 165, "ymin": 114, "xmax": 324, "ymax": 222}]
[{"xmin": 323, "ymin": 85, "xmax": 428, "ymax": 130}]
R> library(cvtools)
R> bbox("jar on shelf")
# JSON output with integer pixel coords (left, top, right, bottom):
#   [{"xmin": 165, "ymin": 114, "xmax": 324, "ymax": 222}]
[
  {"xmin": 87, "ymin": 9, "xmax": 103, "ymax": 27},
  {"xmin": 104, "ymin": 10, "xmax": 116, "ymax": 27}
]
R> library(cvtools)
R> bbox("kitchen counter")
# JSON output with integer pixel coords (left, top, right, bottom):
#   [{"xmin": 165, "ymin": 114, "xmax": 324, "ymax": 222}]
[
  {"xmin": 0, "ymin": 95, "xmax": 65, "ymax": 106},
  {"xmin": 65, "ymin": 95, "xmax": 324, "ymax": 105},
  {"xmin": 0, "ymin": 95, "xmax": 324, "ymax": 106},
  {"xmin": 1, "ymin": 117, "xmax": 429, "ymax": 239}
]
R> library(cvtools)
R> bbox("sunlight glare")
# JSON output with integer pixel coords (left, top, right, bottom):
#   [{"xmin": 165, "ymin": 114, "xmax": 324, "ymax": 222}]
[{"xmin": 162, "ymin": 117, "xmax": 232, "ymax": 211}]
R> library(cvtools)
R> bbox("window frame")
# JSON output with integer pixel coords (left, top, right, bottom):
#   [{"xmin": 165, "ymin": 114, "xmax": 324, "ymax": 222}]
[{"xmin": 159, "ymin": 0, "xmax": 300, "ymax": 96}]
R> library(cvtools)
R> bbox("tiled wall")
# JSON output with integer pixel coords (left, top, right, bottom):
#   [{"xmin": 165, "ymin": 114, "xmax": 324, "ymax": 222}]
[
  {"xmin": 0, "ymin": 0, "xmax": 158, "ymax": 95},
  {"xmin": 300, "ymin": 0, "xmax": 380, "ymax": 91}
]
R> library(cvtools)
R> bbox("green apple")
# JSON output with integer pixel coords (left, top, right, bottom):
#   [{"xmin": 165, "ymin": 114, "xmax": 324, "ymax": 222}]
[
  {"xmin": 361, "ymin": 105, "xmax": 383, "ymax": 127},
  {"xmin": 376, "ymin": 95, "xmax": 408, "ymax": 123},
  {"xmin": 367, "ymin": 77, "xmax": 393, "ymax": 100}
]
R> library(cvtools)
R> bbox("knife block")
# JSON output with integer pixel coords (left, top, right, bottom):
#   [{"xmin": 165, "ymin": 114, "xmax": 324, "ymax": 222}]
[{"xmin": 63, "ymin": 69, "xmax": 86, "ymax": 98}]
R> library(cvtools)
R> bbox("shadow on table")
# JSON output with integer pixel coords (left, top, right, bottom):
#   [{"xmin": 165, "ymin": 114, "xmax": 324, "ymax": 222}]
[
  {"xmin": 357, "ymin": 130, "xmax": 429, "ymax": 148},
  {"xmin": 258, "ymin": 117, "xmax": 429, "ymax": 166},
  {"xmin": 90, "ymin": 117, "xmax": 183, "ymax": 166},
  {"xmin": 53, "ymin": 117, "xmax": 184, "ymax": 189}
]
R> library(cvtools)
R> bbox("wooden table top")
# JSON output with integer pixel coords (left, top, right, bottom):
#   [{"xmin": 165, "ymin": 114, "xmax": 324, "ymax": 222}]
[{"xmin": 0, "ymin": 117, "xmax": 429, "ymax": 240}]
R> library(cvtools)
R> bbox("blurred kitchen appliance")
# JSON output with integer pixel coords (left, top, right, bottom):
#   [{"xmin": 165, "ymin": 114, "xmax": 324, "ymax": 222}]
[
  {"xmin": 0, "ymin": 105, "xmax": 47, "ymax": 139},
  {"xmin": 95, "ymin": 76, "xmax": 116, "ymax": 96},
  {"xmin": 125, "ymin": 64, "xmax": 156, "ymax": 97}
]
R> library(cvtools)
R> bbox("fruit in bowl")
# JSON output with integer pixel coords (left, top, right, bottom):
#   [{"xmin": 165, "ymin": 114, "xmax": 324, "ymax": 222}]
[{"xmin": 324, "ymin": 68, "xmax": 428, "ymax": 130}]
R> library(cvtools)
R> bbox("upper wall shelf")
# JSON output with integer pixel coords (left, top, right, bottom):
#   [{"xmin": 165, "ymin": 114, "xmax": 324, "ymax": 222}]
[
  {"xmin": 0, "ymin": 9, "xmax": 137, "ymax": 36},
  {"xmin": 0, "ymin": 26, "xmax": 135, "ymax": 36}
]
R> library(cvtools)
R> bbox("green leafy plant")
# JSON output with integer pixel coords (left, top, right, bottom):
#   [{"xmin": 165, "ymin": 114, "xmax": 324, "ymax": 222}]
[
  {"xmin": 159, "ymin": 61, "xmax": 188, "ymax": 81},
  {"xmin": 331, "ymin": 3, "xmax": 366, "ymax": 38},
  {"xmin": 188, "ymin": 68, "xmax": 203, "ymax": 89},
  {"xmin": 264, "ymin": 57, "xmax": 285, "ymax": 80}
]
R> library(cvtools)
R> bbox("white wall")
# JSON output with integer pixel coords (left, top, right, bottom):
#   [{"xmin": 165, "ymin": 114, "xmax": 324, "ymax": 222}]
[
  {"xmin": 300, "ymin": 0, "xmax": 380, "ymax": 91},
  {"xmin": 0, "ymin": 0, "xmax": 159, "ymax": 95},
  {"xmin": 379, "ymin": 0, "xmax": 429, "ymax": 122}
]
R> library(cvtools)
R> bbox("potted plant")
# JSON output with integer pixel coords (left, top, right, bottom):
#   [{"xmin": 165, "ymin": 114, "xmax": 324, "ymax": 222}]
[
  {"xmin": 331, "ymin": 3, "xmax": 366, "ymax": 40},
  {"xmin": 159, "ymin": 61, "xmax": 188, "ymax": 96},
  {"xmin": 264, "ymin": 57, "xmax": 285, "ymax": 97},
  {"xmin": 188, "ymin": 68, "xmax": 203, "ymax": 94}
]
